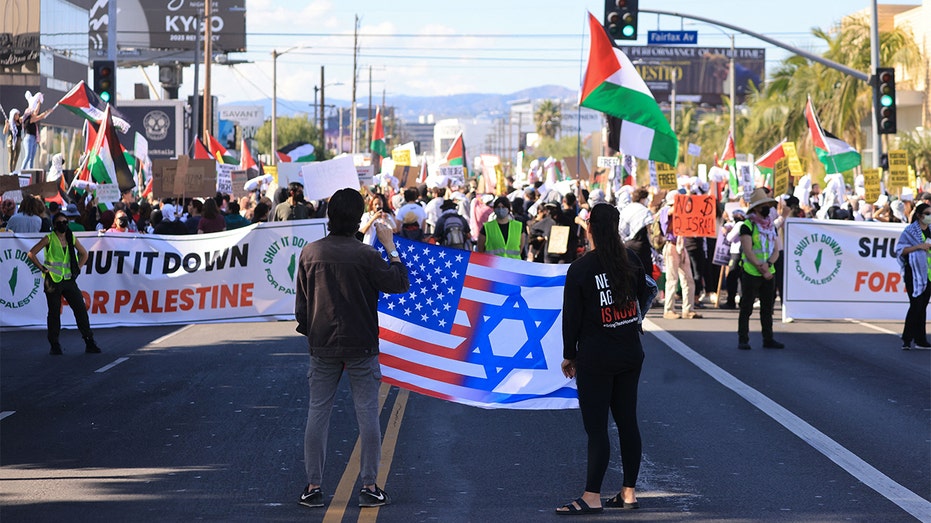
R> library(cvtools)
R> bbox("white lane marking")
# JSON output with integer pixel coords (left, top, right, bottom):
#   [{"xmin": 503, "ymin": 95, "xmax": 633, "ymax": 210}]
[
  {"xmin": 151, "ymin": 324, "xmax": 195, "ymax": 345},
  {"xmin": 0, "ymin": 411, "xmax": 14, "ymax": 421},
  {"xmin": 95, "ymin": 357, "xmax": 129, "ymax": 374},
  {"xmin": 643, "ymin": 319, "xmax": 931, "ymax": 522},
  {"xmin": 846, "ymin": 318, "xmax": 899, "ymax": 336}
]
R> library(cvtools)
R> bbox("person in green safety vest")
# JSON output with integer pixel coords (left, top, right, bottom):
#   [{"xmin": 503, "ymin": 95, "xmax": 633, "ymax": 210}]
[
  {"xmin": 477, "ymin": 196, "xmax": 526, "ymax": 259},
  {"xmin": 737, "ymin": 188, "xmax": 784, "ymax": 351},
  {"xmin": 27, "ymin": 212, "xmax": 102, "ymax": 355}
]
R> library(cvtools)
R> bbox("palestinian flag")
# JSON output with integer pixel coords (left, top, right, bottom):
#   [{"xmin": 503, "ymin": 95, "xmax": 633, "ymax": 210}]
[
  {"xmin": 805, "ymin": 95, "xmax": 861, "ymax": 174},
  {"xmin": 193, "ymin": 136, "xmax": 213, "ymax": 160},
  {"xmin": 445, "ymin": 131, "xmax": 466, "ymax": 173},
  {"xmin": 86, "ymin": 105, "xmax": 135, "ymax": 194},
  {"xmin": 207, "ymin": 133, "xmax": 236, "ymax": 164},
  {"xmin": 56, "ymin": 81, "xmax": 130, "ymax": 133},
  {"xmin": 720, "ymin": 132, "xmax": 739, "ymax": 195},
  {"xmin": 371, "ymin": 106, "xmax": 388, "ymax": 158},
  {"xmin": 755, "ymin": 139, "xmax": 788, "ymax": 187},
  {"xmin": 579, "ymin": 12, "xmax": 678, "ymax": 166},
  {"xmin": 277, "ymin": 141, "xmax": 316, "ymax": 163},
  {"xmin": 240, "ymin": 138, "xmax": 258, "ymax": 172}
]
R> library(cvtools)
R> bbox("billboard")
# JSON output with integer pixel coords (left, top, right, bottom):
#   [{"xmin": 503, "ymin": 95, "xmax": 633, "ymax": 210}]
[
  {"xmin": 89, "ymin": 0, "xmax": 246, "ymax": 63},
  {"xmin": 618, "ymin": 45, "xmax": 765, "ymax": 106},
  {"xmin": 115, "ymin": 100, "xmax": 187, "ymax": 159},
  {"xmin": 0, "ymin": 1, "xmax": 39, "ymax": 74}
]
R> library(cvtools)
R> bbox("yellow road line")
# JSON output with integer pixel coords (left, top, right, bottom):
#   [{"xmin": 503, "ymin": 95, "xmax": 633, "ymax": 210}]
[
  {"xmin": 359, "ymin": 388, "xmax": 409, "ymax": 523},
  {"xmin": 323, "ymin": 382, "xmax": 409, "ymax": 523}
]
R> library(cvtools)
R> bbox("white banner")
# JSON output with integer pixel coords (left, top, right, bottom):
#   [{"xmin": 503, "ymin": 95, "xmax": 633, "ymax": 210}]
[
  {"xmin": 783, "ymin": 218, "xmax": 908, "ymax": 321},
  {"xmin": 0, "ymin": 221, "xmax": 329, "ymax": 329}
]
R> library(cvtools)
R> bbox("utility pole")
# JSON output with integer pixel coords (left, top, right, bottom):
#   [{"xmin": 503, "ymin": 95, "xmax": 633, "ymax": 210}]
[
  {"xmin": 319, "ymin": 66, "xmax": 325, "ymax": 140},
  {"xmin": 190, "ymin": 13, "xmax": 201, "ymax": 151},
  {"xmin": 869, "ymin": 0, "xmax": 881, "ymax": 168},
  {"xmin": 368, "ymin": 65, "xmax": 373, "ymax": 152},
  {"xmin": 351, "ymin": 15, "xmax": 359, "ymax": 154},
  {"xmin": 202, "ymin": 0, "xmax": 212, "ymax": 141}
]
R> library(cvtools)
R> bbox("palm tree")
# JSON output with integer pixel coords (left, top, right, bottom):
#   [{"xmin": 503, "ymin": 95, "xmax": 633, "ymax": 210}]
[
  {"xmin": 534, "ymin": 100, "xmax": 561, "ymax": 140},
  {"xmin": 679, "ymin": 16, "xmax": 925, "ymax": 181}
]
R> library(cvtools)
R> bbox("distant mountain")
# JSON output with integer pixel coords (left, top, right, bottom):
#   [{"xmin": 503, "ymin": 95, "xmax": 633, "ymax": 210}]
[{"xmin": 230, "ymin": 84, "xmax": 577, "ymax": 122}]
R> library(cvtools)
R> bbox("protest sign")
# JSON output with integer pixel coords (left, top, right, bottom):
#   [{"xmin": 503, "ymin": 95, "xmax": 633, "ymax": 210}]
[
  {"xmin": 687, "ymin": 143, "xmax": 702, "ymax": 157},
  {"xmin": 863, "ymin": 168, "xmax": 882, "ymax": 203},
  {"xmin": 438, "ymin": 165, "xmax": 464, "ymax": 186},
  {"xmin": 597, "ymin": 156, "xmax": 620, "ymax": 168},
  {"xmin": 394, "ymin": 165, "xmax": 418, "ymax": 188},
  {"xmin": 887, "ymin": 150, "xmax": 909, "ymax": 190},
  {"xmin": 656, "ymin": 162, "xmax": 677, "ymax": 190},
  {"xmin": 230, "ymin": 170, "xmax": 249, "ymax": 199},
  {"xmin": 392, "ymin": 148, "xmax": 411, "ymax": 166},
  {"xmin": 216, "ymin": 164, "xmax": 235, "ymax": 195},
  {"xmin": 671, "ymin": 193, "xmax": 716, "ymax": 238},
  {"xmin": 773, "ymin": 157, "xmax": 790, "ymax": 197},
  {"xmin": 301, "ymin": 156, "xmax": 360, "ymax": 201},
  {"xmin": 95, "ymin": 183, "xmax": 121, "ymax": 203},
  {"xmin": 356, "ymin": 165, "xmax": 375, "ymax": 186},
  {"xmin": 782, "ymin": 141, "xmax": 803, "ymax": 177},
  {"xmin": 21, "ymin": 180, "xmax": 61, "ymax": 199}
]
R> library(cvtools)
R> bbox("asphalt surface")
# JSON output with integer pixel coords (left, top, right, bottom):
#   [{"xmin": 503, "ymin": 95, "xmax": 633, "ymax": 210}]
[{"xmin": 1, "ymin": 304, "xmax": 929, "ymax": 522}]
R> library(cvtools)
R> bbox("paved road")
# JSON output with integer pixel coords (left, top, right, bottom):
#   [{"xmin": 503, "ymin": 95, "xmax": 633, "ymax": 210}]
[{"xmin": 1, "ymin": 306, "xmax": 929, "ymax": 522}]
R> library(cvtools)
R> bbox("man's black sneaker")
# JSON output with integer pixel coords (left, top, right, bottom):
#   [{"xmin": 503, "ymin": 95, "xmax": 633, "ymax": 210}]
[
  {"xmin": 84, "ymin": 340, "xmax": 102, "ymax": 354},
  {"xmin": 737, "ymin": 342, "xmax": 752, "ymax": 351},
  {"xmin": 298, "ymin": 486, "xmax": 324, "ymax": 508},
  {"xmin": 763, "ymin": 339, "xmax": 785, "ymax": 349},
  {"xmin": 358, "ymin": 485, "xmax": 390, "ymax": 507},
  {"xmin": 49, "ymin": 343, "xmax": 62, "ymax": 355}
]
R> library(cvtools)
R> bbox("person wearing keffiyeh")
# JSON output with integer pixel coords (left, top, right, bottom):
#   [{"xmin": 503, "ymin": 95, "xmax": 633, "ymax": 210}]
[
  {"xmin": 893, "ymin": 202, "xmax": 931, "ymax": 349},
  {"xmin": 3, "ymin": 108, "xmax": 21, "ymax": 173},
  {"xmin": 737, "ymin": 188, "xmax": 784, "ymax": 351}
]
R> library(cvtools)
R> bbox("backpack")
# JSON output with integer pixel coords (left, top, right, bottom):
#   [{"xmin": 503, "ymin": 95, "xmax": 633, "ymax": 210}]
[
  {"xmin": 649, "ymin": 218, "xmax": 666, "ymax": 250},
  {"xmin": 441, "ymin": 215, "xmax": 470, "ymax": 250}
]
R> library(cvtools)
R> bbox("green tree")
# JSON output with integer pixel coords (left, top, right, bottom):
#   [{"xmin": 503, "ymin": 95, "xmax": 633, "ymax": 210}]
[
  {"xmin": 895, "ymin": 130, "xmax": 931, "ymax": 182},
  {"xmin": 254, "ymin": 115, "xmax": 330, "ymax": 161},
  {"xmin": 677, "ymin": 16, "xmax": 925, "ymax": 181},
  {"xmin": 534, "ymin": 100, "xmax": 562, "ymax": 140}
]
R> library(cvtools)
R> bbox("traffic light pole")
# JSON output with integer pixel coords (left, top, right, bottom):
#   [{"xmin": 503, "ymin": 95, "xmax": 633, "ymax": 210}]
[{"xmin": 641, "ymin": 8, "xmax": 878, "ymax": 167}]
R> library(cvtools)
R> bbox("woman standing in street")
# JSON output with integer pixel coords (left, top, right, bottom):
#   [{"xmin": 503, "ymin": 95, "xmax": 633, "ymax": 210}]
[
  {"xmin": 27, "ymin": 212, "xmax": 102, "ymax": 355},
  {"xmin": 894, "ymin": 202, "xmax": 931, "ymax": 349},
  {"xmin": 556, "ymin": 203, "xmax": 652, "ymax": 515}
]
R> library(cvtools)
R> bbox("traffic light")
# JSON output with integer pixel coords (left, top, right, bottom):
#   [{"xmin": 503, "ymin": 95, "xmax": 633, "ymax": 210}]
[
  {"xmin": 604, "ymin": 0, "xmax": 639, "ymax": 41},
  {"xmin": 93, "ymin": 60, "xmax": 116, "ymax": 104},
  {"xmin": 873, "ymin": 67, "xmax": 896, "ymax": 134}
]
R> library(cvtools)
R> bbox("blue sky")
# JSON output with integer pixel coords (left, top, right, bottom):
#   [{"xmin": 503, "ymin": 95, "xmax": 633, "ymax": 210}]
[{"xmin": 122, "ymin": 0, "xmax": 920, "ymax": 110}]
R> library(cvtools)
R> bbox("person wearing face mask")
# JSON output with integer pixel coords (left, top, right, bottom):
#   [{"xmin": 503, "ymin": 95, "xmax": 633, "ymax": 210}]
[
  {"xmin": 893, "ymin": 203, "xmax": 931, "ymax": 349},
  {"xmin": 27, "ymin": 212, "xmax": 102, "ymax": 355},
  {"xmin": 108, "ymin": 210, "xmax": 133, "ymax": 233},
  {"xmin": 737, "ymin": 188, "xmax": 784, "ymax": 350},
  {"xmin": 477, "ymin": 196, "xmax": 526, "ymax": 259},
  {"xmin": 272, "ymin": 182, "xmax": 310, "ymax": 221}
]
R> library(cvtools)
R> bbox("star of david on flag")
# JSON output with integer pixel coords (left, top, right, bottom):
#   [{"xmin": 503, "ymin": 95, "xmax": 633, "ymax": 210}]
[{"xmin": 375, "ymin": 237, "xmax": 577, "ymax": 409}]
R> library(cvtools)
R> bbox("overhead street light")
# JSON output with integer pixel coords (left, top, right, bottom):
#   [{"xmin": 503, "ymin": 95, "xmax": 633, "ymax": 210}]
[{"xmin": 271, "ymin": 46, "xmax": 305, "ymax": 165}]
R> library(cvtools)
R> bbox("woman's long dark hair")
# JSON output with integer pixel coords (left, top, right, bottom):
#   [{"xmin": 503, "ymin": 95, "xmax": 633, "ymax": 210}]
[
  {"xmin": 589, "ymin": 203, "xmax": 637, "ymax": 304},
  {"xmin": 911, "ymin": 203, "xmax": 930, "ymax": 224}
]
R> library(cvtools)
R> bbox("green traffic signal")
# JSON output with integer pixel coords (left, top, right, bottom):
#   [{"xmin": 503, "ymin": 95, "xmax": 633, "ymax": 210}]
[
  {"xmin": 100, "ymin": 91, "xmax": 111, "ymax": 103},
  {"xmin": 880, "ymin": 94, "xmax": 893, "ymax": 107}
]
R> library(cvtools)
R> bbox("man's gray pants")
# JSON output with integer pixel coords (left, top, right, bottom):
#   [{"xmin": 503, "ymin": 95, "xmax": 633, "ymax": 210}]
[{"xmin": 304, "ymin": 355, "xmax": 383, "ymax": 487}]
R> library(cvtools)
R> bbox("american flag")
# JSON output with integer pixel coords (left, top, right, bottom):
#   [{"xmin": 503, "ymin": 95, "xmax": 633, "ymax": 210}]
[{"xmin": 375, "ymin": 237, "xmax": 577, "ymax": 409}]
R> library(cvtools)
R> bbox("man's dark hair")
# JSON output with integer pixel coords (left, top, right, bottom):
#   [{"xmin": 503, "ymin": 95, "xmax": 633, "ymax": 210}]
[
  {"xmin": 289, "ymin": 182, "xmax": 304, "ymax": 194},
  {"xmin": 403, "ymin": 188, "xmax": 419, "ymax": 202},
  {"xmin": 228, "ymin": 201, "xmax": 241, "ymax": 214},
  {"xmin": 327, "ymin": 188, "xmax": 365, "ymax": 236},
  {"xmin": 564, "ymin": 192, "xmax": 577, "ymax": 207},
  {"xmin": 190, "ymin": 199, "xmax": 204, "ymax": 213}
]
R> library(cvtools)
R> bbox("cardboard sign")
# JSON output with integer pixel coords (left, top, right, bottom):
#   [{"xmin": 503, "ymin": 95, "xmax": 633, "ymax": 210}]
[
  {"xmin": 187, "ymin": 159, "xmax": 219, "ymax": 197},
  {"xmin": 547, "ymin": 225, "xmax": 569, "ymax": 255},
  {"xmin": 95, "ymin": 183, "xmax": 121, "ymax": 203},
  {"xmin": 887, "ymin": 150, "xmax": 909, "ymax": 189},
  {"xmin": 301, "ymin": 156, "xmax": 361, "ymax": 201},
  {"xmin": 671, "ymin": 193, "xmax": 717, "ymax": 238},
  {"xmin": 22, "ymin": 179, "xmax": 61, "ymax": 199},
  {"xmin": 393, "ymin": 165, "xmax": 418, "ymax": 188},
  {"xmin": 562, "ymin": 156, "xmax": 591, "ymax": 181},
  {"xmin": 773, "ymin": 157, "xmax": 790, "ymax": 197},
  {"xmin": 656, "ymin": 162, "xmax": 677, "ymax": 190},
  {"xmin": 0, "ymin": 175, "xmax": 22, "ymax": 192},
  {"xmin": 174, "ymin": 155, "xmax": 190, "ymax": 196},
  {"xmin": 230, "ymin": 170, "xmax": 250, "ymax": 199},
  {"xmin": 863, "ymin": 168, "xmax": 882, "ymax": 203}
]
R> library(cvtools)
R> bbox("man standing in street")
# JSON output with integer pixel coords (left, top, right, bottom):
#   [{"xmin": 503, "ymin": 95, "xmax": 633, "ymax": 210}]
[
  {"xmin": 273, "ymin": 182, "xmax": 310, "ymax": 221},
  {"xmin": 294, "ymin": 188, "xmax": 410, "ymax": 510}
]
